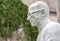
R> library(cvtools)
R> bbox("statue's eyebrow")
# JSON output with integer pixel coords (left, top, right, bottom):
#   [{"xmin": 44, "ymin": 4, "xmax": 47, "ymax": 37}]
[{"xmin": 31, "ymin": 10, "xmax": 42, "ymax": 14}]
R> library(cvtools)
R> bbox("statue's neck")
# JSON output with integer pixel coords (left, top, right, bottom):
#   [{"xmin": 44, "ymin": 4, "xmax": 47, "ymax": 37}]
[{"xmin": 37, "ymin": 18, "xmax": 51, "ymax": 32}]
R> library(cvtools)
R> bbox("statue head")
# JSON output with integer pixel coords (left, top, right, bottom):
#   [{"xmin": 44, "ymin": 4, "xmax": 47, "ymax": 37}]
[{"xmin": 27, "ymin": 1, "xmax": 49, "ymax": 26}]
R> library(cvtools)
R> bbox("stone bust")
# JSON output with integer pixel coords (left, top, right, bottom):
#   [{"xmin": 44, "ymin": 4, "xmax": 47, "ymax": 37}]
[{"xmin": 27, "ymin": 1, "xmax": 60, "ymax": 41}]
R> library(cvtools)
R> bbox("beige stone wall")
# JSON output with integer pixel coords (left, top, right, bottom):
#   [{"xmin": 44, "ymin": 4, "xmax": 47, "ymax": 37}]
[{"xmin": 45, "ymin": 0, "xmax": 57, "ymax": 12}]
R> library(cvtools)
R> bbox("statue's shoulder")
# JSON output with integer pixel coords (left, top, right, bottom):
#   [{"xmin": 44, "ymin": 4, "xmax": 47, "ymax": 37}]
[{"xmin": 43, "ymin": 22, "xmax": 60, "ymax": 32}]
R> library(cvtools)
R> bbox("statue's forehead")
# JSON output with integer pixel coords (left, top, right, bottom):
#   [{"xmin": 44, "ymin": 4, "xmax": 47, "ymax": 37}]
[
  {"xmin": 29, "ymin": 5, "xmax": 44, "ymax": 13},
  {"xmin": 29, "ymin": 5, "xmax": 41, "ymax": 11}
]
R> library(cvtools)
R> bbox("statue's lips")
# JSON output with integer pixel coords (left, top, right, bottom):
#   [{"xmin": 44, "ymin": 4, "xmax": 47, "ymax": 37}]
[{"xmin": 30, "ymin": 20, "xmax": 35, "ymax": 26}]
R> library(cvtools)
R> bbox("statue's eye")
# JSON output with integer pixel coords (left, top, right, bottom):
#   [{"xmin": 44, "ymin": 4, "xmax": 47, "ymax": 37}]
[{"xmin": 32, "ymin": 12, "xmax": 36, "ymax": 14}]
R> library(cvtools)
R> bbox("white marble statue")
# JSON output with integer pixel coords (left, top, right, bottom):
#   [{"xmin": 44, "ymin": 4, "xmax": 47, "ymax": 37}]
[{"xmin": 27, "ymin": 1, "xmax": 60, "ymax": 41}]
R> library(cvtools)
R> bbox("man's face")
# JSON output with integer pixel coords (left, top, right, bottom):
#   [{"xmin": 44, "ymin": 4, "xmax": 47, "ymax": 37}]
[{"xmin": 27, "ymin": 10, "xmax": 43, "ymax": 26}]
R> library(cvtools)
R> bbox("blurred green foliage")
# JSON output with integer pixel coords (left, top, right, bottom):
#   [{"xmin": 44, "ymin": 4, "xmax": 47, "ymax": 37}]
[
  {"xmin": 0, "ymin": 0, "xmax": 38, "ymax": 41},
  {"xmin": 24, "ymin": 20, "xmax": 38, "ymax": 41}
]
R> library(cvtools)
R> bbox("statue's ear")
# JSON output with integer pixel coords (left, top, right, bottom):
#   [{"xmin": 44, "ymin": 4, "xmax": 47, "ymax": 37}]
[{"xmin": 41, "ymin": 8, "xmax": 46, "ymax": 16}]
